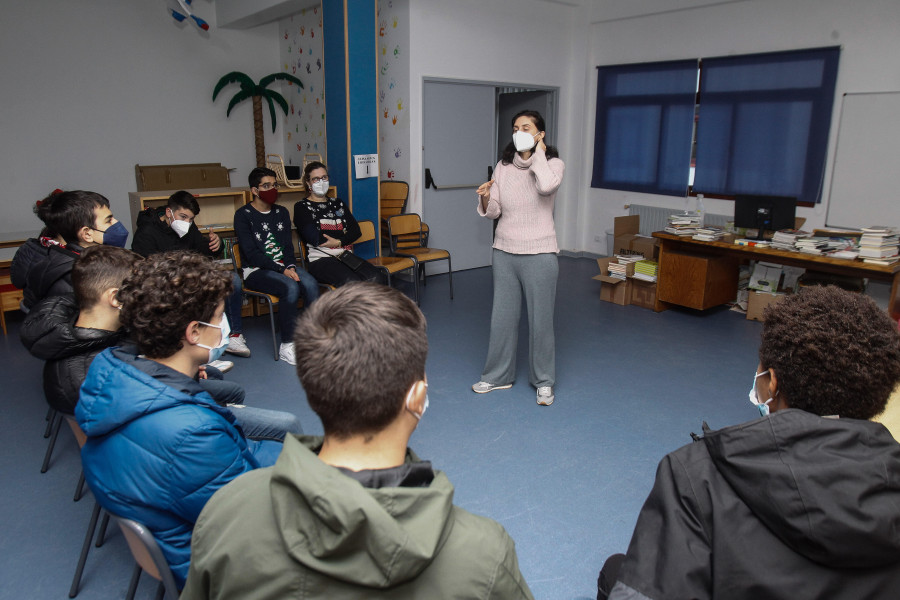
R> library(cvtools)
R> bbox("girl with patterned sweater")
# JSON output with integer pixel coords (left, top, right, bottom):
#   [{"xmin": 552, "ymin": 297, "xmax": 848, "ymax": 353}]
[{"xmin": 293, "ymin": 161, "xmax": 387, "ymax": 287}]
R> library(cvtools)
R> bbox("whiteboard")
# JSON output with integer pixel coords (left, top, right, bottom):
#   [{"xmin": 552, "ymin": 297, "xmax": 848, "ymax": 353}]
[{"xmin": 826, "ymin": 91, "xmax": 900, "ymax": 229}]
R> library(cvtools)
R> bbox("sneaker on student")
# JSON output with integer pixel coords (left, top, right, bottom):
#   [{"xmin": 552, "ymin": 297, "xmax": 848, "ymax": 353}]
[
  {"xmin": 207, "ymin": 359, "xmax": 234, "ymax": 374},
  {"xmin": 278, "ymin": 342, "xmax": 296, "ymax": 366},
  {"xmin": 225, "ymin": 334, "xmax": 251, "ymax": 358},
  {"xmin": 536, "ymin": 386, "xmax": 555, "ymax": 406},
  {"xmin": 472, "ymin": 381, "xmax": 513, "ymax": 394}
]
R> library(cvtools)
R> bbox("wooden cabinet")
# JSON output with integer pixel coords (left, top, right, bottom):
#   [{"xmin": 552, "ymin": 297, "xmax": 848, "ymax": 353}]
[{"xmin": 657, "ymin": 250, "xmax": 738, "ymax": 310}]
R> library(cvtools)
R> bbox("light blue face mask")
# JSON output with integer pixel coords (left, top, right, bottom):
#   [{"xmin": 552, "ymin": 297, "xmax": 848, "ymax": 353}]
[
  {"xmin": 749, "ymin": 370, "xmax": 773, "ymax": 417},
  {"xmin": 197, "ymin": 314, "xmax": 231, "ymax": 363}
]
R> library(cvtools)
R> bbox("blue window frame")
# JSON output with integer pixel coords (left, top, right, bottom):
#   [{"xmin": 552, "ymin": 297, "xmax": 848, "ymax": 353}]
[{"xmin": 592, "ymin": 47, "xmax": 840, "ymax": 204}]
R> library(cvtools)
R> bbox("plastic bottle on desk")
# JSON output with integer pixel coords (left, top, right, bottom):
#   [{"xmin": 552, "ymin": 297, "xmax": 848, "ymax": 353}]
[{"xmin": 696, "ymin": 194, "xmax": 705, "ymax": 227}]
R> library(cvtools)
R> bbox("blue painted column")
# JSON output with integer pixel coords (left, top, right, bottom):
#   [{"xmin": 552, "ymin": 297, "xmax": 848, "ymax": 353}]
[{"xmin": 323, "ymin": 0, "xmax": 378, "ymax": 258}]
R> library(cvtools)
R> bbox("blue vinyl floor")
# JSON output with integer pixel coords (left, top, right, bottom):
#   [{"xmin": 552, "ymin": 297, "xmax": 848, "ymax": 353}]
[{"xmin": 2, "ymin": 256, "xmax": 787, "ymax": 599}]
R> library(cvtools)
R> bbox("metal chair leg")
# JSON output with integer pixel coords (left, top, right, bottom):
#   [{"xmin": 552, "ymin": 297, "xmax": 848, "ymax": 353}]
[
  {"xmin": 95, "ymin": 511, "xmax": 110, "ymax": 548},
  {"xmin": 74, "ymin": 471, "xmax": 86, "ymax": 502},
  {"xmin": 448, "ymin": 257, "xmax": 453, "ymax": 299},
  {"xmin": 154, "ymin": 581, "xmax": 166, "ymax": 600},
  {"xmin": 69, "ymin": 501, "xmax": 101, "ymax": 598},
  {"xmin": 267, "ymin": 300, "xmax": 278, "ymax": 361},
  {"xmin": 125, "ymin": 564, "xmax": 142, "ymax": 600},
  {"xmin": 41, "ymin": 411, "xmax": 63, "ymax": 473},
  {"xmin": 44, "ymin": 407, "xmax": 57, "ymax": 437}
]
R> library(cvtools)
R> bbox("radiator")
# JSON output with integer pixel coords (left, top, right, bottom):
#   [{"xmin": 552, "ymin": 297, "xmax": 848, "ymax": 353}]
[{"xmin": 627, "ymin": 203, "xmax": 729, "ymax": 235}]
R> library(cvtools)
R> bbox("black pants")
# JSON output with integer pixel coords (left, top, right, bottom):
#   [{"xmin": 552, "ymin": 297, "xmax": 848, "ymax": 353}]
[{"xmin": 309, "ymin": 256, "xmax": 388, "ymax": 287}]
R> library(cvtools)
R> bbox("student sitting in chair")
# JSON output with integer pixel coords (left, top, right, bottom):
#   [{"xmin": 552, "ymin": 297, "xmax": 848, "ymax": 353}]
[
  {"xmin": 234, "ymin": 167, "xmax": 319, "ymax": 365},
  {"xmin": 293, "ymin": 161, "xmax": 387, "ymax": 287},
  {"xmin": 598, "ymin": 285, "xmax": 900, "ymax": 600},
  {"xmin": 12, "ymin": 190, "xmax": 127, "ymax": 311},
  {"xmin": 76, "ymin": 250, "xmax": 290, "ymax": 588},
  {"xmin": 132, "ymin": 190, "xmax": 251, "ymax": 359},
  {"xmin": 181, "ymin": 282, "xmax": 535, "ymax": 599}
]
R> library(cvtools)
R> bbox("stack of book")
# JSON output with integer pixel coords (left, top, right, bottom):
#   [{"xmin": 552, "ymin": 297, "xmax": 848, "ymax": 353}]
[
  {"xmin": 665, "ymin": 213, "xmax": 701, "ymax": 236},
  {"xmin": 794, "ymin": 236, "xmax": 831, "ymax": 255},
  {"xmin": 692, "ymin": 225, "xmax": 725, "ymax": 242},
  {"xmin": 607, "ymin": 253, "xmax": 644, "ymax": 280},
  {"xmin": 859, "ymin": 226, "xmax": 900, "ymax": 265},
  {"xmin": 771, "ymin": 229, "xmax": 809, "ymax": 251},
  {"xmin": 633, "ymin": 260, "xmax": 659, "ymax": 282}
]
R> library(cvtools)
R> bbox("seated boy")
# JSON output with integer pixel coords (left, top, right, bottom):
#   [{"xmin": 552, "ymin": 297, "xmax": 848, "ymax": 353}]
[
  {"xmin": 182, "ymin": 283, "xmax": 535, "ymax": 599},
  {"xmin": 233, "ymin": 167, "xmax": 318, "ymax": 365},
  {"xmin": 132, "ymin": 190, "xmax": 251, "ymax": 358},
  {"xmin": 76, "ymin": 250, "xmax": 288, "ymax": 588},
  {"xmin": 12, "ymin": 190, "xmax": 127, "ymax": 311}
]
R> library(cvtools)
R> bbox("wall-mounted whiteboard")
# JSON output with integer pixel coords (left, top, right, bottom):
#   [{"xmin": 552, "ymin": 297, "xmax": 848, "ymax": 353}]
[{"xmin": 826, "ymin": 91, "xmax": 900, "ymax": 229}]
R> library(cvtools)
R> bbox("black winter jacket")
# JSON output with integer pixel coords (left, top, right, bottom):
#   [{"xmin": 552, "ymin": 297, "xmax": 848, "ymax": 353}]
[
  {"xmin": 131, "ymin": 207, "xmax": 214, "ymax": 258},
  {"xmin": 610, "ymin": 409, "xmax": 900, "ymax": 600},
  {"xmin": 20, "ymin": 295, "xmax": 123, "ymax": 413},
  {"xmin": 11, "ymin": 238, "xmax": 81, "ymax": 311}
]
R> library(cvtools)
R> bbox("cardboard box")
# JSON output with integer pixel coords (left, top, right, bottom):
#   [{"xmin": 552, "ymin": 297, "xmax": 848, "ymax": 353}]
[
  {"xmin": 748, "ymin": 262, "xmax": 783, "ymax": 293},
  {"xmin": 746, "ymin": 290, "xmax": 787, "ymax": 321},
  {"xmin": 612, "ymin": 215, "xmax": 640, "ymax": 256},
  {"xmin": 630, "ymin": 279, "xmax": 664, "ymax": 311},
  {"xmin": 630, "ymin": 235, "xmax": 660, "ymax": 260},
  {"xmin": 594, "ymin": 258, "xmax": 632, "ymax": 305}
]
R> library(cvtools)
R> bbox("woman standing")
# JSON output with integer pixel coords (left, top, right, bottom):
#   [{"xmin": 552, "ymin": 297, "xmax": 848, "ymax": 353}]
[
  {"xmin": 293, "ymin": 162, "xmax": 387, "ymax": 287},
  {"xmin": 472, "ymin": 110, "xmax": 565, "ymax": 406}
]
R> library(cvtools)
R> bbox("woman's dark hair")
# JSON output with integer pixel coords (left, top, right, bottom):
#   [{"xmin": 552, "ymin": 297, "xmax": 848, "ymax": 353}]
[
  {"xmin": 302, "ymin": 161, "xmax": 329, "ymax": 189},
  {"xmin": 35, "ymin": 190, "xmax": 110, "ymax": 244},
  {"xmin": 759, "ymin": 285, "xmax": 900, "ymax": 420},
  {"xmin": 118, "ymin": 250, "xmax": 232, "ymax": 359},
  {"xmin": 500, "ymin": 109, "xmax": 560, "ymax": 165}
]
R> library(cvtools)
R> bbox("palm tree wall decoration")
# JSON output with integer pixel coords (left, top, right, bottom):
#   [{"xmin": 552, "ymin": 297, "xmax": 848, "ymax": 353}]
[{"xmin": 213, "ymin": 71, "xmax": 304, "ymax": 168}]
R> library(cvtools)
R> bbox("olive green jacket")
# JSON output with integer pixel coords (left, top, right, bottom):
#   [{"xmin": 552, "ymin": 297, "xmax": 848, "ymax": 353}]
[{"xmin": 181, "ymin": 435, "xmax": 534, "ymax": 599}]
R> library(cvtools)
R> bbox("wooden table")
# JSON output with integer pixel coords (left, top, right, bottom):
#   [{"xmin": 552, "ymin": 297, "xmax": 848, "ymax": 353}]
[{"xmin": 652, "ymin": 232, "xmax": 900, "ymax": 319}]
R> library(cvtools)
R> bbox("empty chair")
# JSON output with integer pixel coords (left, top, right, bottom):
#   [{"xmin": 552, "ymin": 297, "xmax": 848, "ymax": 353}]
[
  {"xmin": 356, "ymin": 220, "xmax": 418, "ymax": 304},
  {"xmin": 230, "ymin": 242, "xmax": 280, "ymax": 360},
  {"xmin": 388, "ymin": 213, "xmax": 453, "ymax": 299},
  {"xmin": 265, "ymin": 154, "xmax": 304, "ymax": 189},
  {"xmin": 114, "ymin": 515, "xmax": 180, "ymax": 600}
]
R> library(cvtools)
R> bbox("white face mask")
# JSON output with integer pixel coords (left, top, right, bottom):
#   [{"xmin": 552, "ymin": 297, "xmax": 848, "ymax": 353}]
[
  {"xmin": 311, "ymin": 179, "xmax": 330, "ymax": 197},
  {"xmin": 406, "ymin": 384, "xmax": 429, "ymax": 421},
  {"xmin": 197, "ymin": 314, "xmax": 231, "ymax": 363},
  {"xmin": 170, "ymin": 217, "xmax": 191, "ymax": 238},
  {"xmin": 513, "ymin": 130, "xmax": 537, "ymax": 153},
  {"xmin": 749, "ymin": 370, "xmax": 773, "ymax": 417}
]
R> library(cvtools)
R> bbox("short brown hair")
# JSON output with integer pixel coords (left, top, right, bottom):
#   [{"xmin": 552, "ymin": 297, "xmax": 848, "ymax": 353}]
[
  {"xmin": 294, "ymin": 282, "xmax": 427, "ymax": 439},
  {"xmin": 72, "ymin": 246, "xmax": 142, "ymax": 310},
  {"xmin": 118, "ymin": 250, "xmax": 232, "ymax": 359},
  {"xmin": 760, "ymin": 285, "xmax": 900, "ymax": 420}
]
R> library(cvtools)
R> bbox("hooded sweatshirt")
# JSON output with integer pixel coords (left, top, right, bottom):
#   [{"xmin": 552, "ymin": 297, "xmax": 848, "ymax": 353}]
[
  {"xmin": 610, "ymin": 409, "xmax": 900, "ymax": 600},
  {"xmin": 131, "ymin": 206, "xmax": 214, "ymax": 258},
  {"xmin": 181, "ymin": 435, "xmax": 535, "ymax": 599},
  {"xmin": 19, "ymin": 294, "xmax": 123, "ymax": 413},
  {"xmin": 76, "ymin": 347, "xmax": 282, "ymax": 586},
  {"xmin": 11, "ymin": 237, "xmax": 80, "ymax": 310}
]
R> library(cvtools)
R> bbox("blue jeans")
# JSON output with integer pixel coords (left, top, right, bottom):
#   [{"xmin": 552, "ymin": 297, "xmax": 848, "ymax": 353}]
[
  {"xmin": 244, "ymin": 268, "xmax": 319, "ymax": 343},
  {"xmin": 200, "ymin": 378, "xmax": 303, "ymax": 441},
  {"xmin": 226, "ymin": 271, "xmax": 244, "ymax": 334}
]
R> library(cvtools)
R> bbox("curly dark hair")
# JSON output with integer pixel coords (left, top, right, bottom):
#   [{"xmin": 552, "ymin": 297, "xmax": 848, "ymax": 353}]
[
  {"xmin": 294, "ymin": 282, "xmax": 427, "ymax": 439},
  {"xmin": 759, "ymin": 285, "xmax": 900, "ymax": 420},
  {"xmin": 118, "ymin": 250, "xmax": 233, "ymax": 359}
]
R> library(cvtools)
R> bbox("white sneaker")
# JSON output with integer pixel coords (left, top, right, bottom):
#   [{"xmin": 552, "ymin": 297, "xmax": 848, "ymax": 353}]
[
  {"xmin": 536, "ymin": 386, "xmax": 554, "ymax": 406},
  {"xmin": 207, "ymin": 360, "xmax": 234, "ymax": 374},
  {"xmin": 225, "ymin": 334, "xmax": 251, "ymax": 357},
  {"xmin": 472, "ymin": 381, "xmax": 513, "ymax": 394},
  {"xmin": 278, "ymin": 342, "xmax": 296, "ymax": 366}
]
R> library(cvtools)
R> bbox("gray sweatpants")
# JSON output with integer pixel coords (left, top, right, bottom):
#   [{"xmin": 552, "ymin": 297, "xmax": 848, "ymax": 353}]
[{"xmin": 480, "ymin": 249, "xmax": 558, "ymax": 388}]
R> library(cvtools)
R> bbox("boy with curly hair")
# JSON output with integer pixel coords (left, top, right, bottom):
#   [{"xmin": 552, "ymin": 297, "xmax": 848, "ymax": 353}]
[
  {"xmin": 76, "ymin": 251, "xmax": 285, "ymax": 588},
  {"xmin": 600, "ymin": 285, "xmax": 900, "ymax": 600}
]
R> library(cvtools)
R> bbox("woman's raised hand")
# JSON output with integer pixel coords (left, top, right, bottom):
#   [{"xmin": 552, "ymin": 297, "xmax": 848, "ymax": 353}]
[{"xmin": 476, "ymin": 180, "xmax": 494, "ymax": 198}]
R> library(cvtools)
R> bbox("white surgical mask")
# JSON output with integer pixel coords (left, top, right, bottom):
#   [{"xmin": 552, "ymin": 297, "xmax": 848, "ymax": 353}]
[
  {"xmin": 311, "ymin": 179, "xmax": 330, "ymax": 197},
  {"xmin": 513, "ymin": 131, "xmax": 537, "ymax": 153},
  {"xmin": 749, "ymin": 370, "xmax": 773, "ymax": 417},
  {"xmin": 197, "ymin": 314, "xmax": 231, "ymax": 363},
  {"xmin": 406, "ymin": 385, "xmax": 429, "ymax": 421},
  {"xmin": 170, "ymin": 217, "xmax": 191, "ymax": 238}
]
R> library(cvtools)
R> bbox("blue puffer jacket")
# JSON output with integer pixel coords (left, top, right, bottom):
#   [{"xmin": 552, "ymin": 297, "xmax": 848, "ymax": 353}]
[{"xmin": 76, "ymin": 347, "xmax": 282, "ymax": 587}]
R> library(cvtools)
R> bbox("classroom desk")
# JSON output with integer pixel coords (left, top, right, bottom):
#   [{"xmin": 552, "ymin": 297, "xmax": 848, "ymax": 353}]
[{"xmin": 652, "ymin": 232, "xmax": 900, "ymax": 319}]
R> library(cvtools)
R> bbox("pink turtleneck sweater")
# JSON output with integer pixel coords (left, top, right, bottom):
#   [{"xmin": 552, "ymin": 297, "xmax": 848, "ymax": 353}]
[{"xmin": 477, "ymin": 147, "xmax": 565, "ymax": 255}]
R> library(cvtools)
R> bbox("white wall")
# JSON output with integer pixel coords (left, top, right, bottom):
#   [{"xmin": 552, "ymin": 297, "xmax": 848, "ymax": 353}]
[
  {"xmin": 407, "ymin": 0, "xmax": 592, "ymax": 252},
  {"xmin": 583, "ymin": 0, "xmax": 900, "ymax": 254},
  {"xmin": 0, "ymin": 0, "xmax": 282, "ymax": 238}
]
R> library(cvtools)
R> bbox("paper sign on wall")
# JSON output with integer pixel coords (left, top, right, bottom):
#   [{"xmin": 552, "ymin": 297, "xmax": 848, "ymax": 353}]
[{"xmin": 354, "ymin": 154, "xmax": 379, "ymax": 179}]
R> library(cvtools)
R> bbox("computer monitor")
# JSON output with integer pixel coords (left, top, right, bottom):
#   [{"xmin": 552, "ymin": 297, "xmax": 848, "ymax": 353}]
[{"xmin": 733, "ymin": 195, "xmax": 797, "ymax": 240}]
